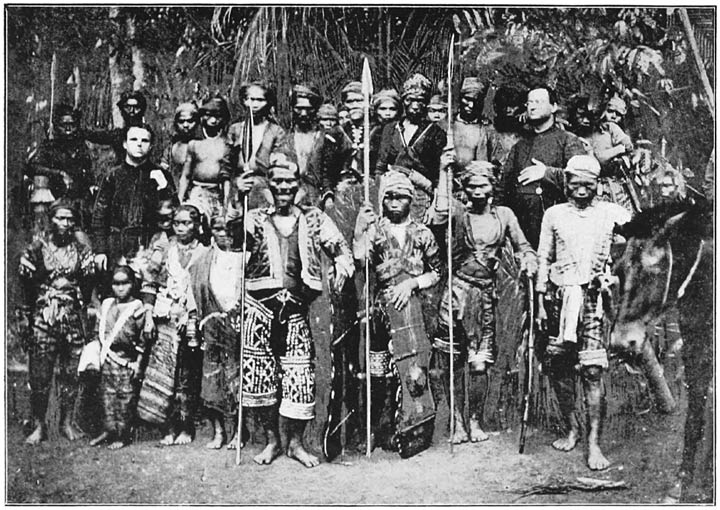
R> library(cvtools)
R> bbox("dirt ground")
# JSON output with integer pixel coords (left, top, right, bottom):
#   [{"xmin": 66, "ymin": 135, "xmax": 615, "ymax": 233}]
[{"xmin": 5, "ymin": 369, "xmax": 704, "ymax": 506}]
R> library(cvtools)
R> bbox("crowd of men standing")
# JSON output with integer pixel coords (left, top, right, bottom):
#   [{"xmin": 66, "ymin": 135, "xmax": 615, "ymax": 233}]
[{"xmin": 18, "ymin": 68, "xmax": 672, "ymax": 471}]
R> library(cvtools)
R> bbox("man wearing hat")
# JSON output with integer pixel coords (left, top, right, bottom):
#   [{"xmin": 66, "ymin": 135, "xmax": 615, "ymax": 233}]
[
  {"xmin": 19, "ymin": 198, "xmax": 96, "ymax": 445},
  {"xmin": 163, "ymin": 102, "xmax": 200, "ymax": 188},
  {"xmin": 353, "ymin": 169, "xmax": 442, "ymax": 456},
  {"xmin": 500, "ymin": 86, "xmax": 586, "ymax": 248},
  {"xmin": 178, "ymin": 96, "xmax": 232, "ymax": 219},
  {"xmin": 376, "ymin": 73, "xmax": 447, "ymax": 222},
  {"xmin": 536, "ymin": 154, "xmax": 631, "ymax": 471},
  {"xmin": 429, "ymin": 161, "xmax": 536, "ymax": 444},
  {"xmin": 84, "ymin": 90, "xmax": 150, "ymax": 165},
  {"xmin": 232, "ymin": 152, "xmax": 353, "ymax": 467}
]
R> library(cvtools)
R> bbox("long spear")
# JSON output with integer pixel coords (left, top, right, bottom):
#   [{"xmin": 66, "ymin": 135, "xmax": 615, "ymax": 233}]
[
  {"xmin": 235, "ymin": 104, "xmax": 254, "ymax": 464},
  {"xmin": 446, "ymin": 34, "xmax": 456, "ymax": 454},
  {"xmin": 361, "ymin": 58, "xmax": 374, "ymax": 457},
  {"xmin": 48, "ymin": 52, "xmax": 57, "ymax": 140}
]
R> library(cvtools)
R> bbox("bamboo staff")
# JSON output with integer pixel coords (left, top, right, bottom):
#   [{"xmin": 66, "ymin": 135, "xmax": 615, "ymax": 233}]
[
  {"xmin": 235, "ymin": 105, "xmax": 254, "ymax": 464},
  {"xmin": 446, "ymin": 34, "xmax": 456, "ymax": 454},
  {"xmin": 361, "ymin": 58, "xmax": 374, "ymax": 457}
]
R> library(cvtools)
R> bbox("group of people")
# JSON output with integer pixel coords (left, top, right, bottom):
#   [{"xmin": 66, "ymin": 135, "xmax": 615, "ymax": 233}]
[{"xmin": 19, "ymin": 67, "xmax": 670, "ymax": 471}]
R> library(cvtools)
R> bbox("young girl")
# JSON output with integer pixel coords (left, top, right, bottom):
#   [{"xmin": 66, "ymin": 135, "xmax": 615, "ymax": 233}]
[
  {"xmin": 136, "ymin": 204, "xmax": 206, "ymax": 445},
  {"xmin": 89, "ymin": 266, "xmax": 146, "ymax": 450}
]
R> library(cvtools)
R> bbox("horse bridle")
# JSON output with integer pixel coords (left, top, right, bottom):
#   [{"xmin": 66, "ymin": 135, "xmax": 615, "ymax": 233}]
[{"xmin": 661, "ymin": 238, "xmax": 706, "ymax": 307}]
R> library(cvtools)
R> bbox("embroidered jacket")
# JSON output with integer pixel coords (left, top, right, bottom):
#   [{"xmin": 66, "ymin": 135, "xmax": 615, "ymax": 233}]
[
  {"xmin": 355, "ymin": 217, "xmax": 441, "ymax": 292},
  {"xmin": 235, "ymin": 205, "xmax": 354, "ymax": 294}
]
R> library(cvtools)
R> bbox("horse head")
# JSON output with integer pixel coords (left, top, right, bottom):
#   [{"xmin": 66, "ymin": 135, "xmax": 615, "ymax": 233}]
[{"xmin": 609, "ymin": 200, "xmax": 710, "ymax": 355}]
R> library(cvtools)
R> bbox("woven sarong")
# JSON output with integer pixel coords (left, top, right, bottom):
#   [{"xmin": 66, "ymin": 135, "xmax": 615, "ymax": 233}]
[{"xmin": 136, "ymin": 321, "xmax": 180, "ymax": 424}]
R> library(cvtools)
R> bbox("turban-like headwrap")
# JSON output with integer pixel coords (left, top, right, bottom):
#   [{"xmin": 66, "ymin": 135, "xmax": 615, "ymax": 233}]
[
  {"xmin": 606, "ymin": 96, "xmax": 627, "ymax": 116},
  {"xmin": 379, "ymin": 167, "xmax": 414, "ymax": 203},
  {"xmin": 175, "ymin": 102, "xmax": 199, "ymax": 121},
  {"xmin": 318, "ymin": 103, "xmax": 338, "ymax": 120},
  {"xmin": 460, "ymin": 77, "xmax": 484, "ymax": 99},
  {"xmin": 292, "ymin": 84, "xmax": 322, "ymax": 108},
  {"xmin": 462, "ymin": 161, "xmax": 496, "ymax": 186},
  {"xmin": 564, "ymin": 155, "xmax": 601, "ymax": 181},
  {"xmin": 372, "ymin": 89, "xmax": 401, "ymax": 110},
  {"xmin": 48, "ymin": 197, "xmax": 79, "ymax": 220},
  {"xmin": 200, "ymin": 97, "xmax": 230, "ymax": 121},
  {"xmin": 341, "ymin": 81, "xmax": 363, "ymax": 101},
  {"xmin": 428, "ymin": 94, "xmax": 447, "ymax": 108},
  {"xmin": 402, "ymin": 73, "xmax": 432, "ymax": 100}
]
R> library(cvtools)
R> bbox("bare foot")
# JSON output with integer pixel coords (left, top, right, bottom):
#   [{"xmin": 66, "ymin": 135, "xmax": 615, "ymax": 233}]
[
  {"xmin": 452, "ymin": 427, "xmax": 470, "ymax": 444},
  {"xmin": 159, "ymin": 434, "xmax": 175, "ymax": 446},
  {"xmin": 587, "ymin": 443, "xmax": 610, "ymax": 470},
  {"xmin": 552, "ymin": 430, "xmax": 579, "ymax": 452},
  {"xmin": 173, "ymin": 431, "xmax": 193, "ymax": 445},
  {"xmin": 469, "ymin": 417, "xmax": 489, "ymax": 442},
  {"xmin": 205, "ymin": 433, "xmax": 224, "ymax": 450},
  {"xmin": 226, "ymin": 432, "xmax": 246, "ymax": 450},
  {"xmin": 451, "ymin": 416, "xmax": 470, "ymax": 444},
  {"xmin": 90, "ymin": 431, "xmax": 110, "ymax": 447},
  {"xmin": 253, "ymin": 443, "xmax": 282, "ymax": 465},
  {"xmin": 107, "ymin": 441, "xmax": 126, "ymax": 450},
  {"xmin": 25, "ymin": 424, "xmax": 45, "ymax": 445},
  {"xmin": 63, "ymin": 422, "xmax": 83, "ymax": 441},
  {"xmin": 287, "ymin": 442, "xmax": 320, "ymax": 468}
]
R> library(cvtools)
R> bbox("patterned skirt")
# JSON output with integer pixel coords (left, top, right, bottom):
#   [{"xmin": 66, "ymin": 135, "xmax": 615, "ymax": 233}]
[
  {"xmin": 100, "ymin": 354, "xmax": 138, "ymax": 436},
  {"xmin": 136, "ymin": 321, "xmax": 180, "ymax": 424}
]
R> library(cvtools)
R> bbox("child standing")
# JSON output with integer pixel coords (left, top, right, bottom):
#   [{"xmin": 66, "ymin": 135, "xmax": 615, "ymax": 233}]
[{"xmin": 89, "ymin": 266, "xmax": 146, "ymax": 449}]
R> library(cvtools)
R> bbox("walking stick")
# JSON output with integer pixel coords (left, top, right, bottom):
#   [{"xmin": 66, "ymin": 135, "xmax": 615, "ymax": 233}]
[
  {"xmin": 519, "ymin": 274, "xmax": 535, "ymax": 454},
  {"xmin": 361, "ymin": 58, "xmax": 374, "ymax": 457},
  {"xmin": 235, "ymin": 106, "xmax": 254, "ymax": 464},
  {"xmin": 446, "ymin": 34, "xmax": 456, "ymax": 454}
]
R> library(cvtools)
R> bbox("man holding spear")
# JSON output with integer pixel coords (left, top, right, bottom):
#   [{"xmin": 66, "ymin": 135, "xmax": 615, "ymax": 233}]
[{"xmin": 232, "ymin": 152, "xmax": 353, "ymax": 467}]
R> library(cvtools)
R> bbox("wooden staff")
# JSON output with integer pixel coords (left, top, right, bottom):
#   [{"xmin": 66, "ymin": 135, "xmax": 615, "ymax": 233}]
[
  {"xmin": 361, "ymin": 57, "xmax": 374, "ymax": 457},
  {"xmin": 48, "ymin": 52, "xmax": 57, "ymax": 140},
  {"xmin": 679, "ymin": 8, "xmax": 715, "ymax": 120},
  {"xmin": 446, "ymin": 34, "xmax": 456, "ymax": 454},
  {"xmin": 235, "ymin": 105, "xmax": 254, "ymax": 464}
]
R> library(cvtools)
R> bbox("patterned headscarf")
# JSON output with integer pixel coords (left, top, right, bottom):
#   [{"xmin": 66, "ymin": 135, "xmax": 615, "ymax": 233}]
[
  {"xmin": 379, "ymin": 167, "xmax": 414, "ymax": 203},
  {"xmin": 402, "ymin": 73, "xmax": 432, "ymax": 100},
  {"xmin": 268, "ymin": 152, "xmax": 300, "ymax": 177},
  {"xmin": 341, "ymin": 81, "xmax": 363, "ymax": 101}
]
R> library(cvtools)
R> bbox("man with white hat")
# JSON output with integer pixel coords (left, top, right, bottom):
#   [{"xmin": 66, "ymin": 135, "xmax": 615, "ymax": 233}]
[{"xmin": 536, "ymin": 154, "xmax": 631, "ymax": 471}]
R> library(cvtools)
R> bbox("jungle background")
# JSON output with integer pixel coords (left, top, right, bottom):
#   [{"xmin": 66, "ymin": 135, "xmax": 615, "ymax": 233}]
[{"xmin": 5, "ymin": 6, "xmax": 715, "ymax": 504}]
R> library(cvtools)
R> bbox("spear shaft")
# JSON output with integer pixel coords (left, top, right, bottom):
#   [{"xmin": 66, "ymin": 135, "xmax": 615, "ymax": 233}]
[
  {"xmin": 361, "ymin": 58, "xmax": 373, "ymax": 457},
  {"xmin": 446, "ymin": 34, "xmax": 455, "ymax": 454}
]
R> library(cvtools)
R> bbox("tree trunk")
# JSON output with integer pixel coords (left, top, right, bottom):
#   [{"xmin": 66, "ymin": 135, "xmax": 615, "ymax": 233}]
[
  {"xmin": 108, "ymin": 7, "xmax": 125, "ymax": 128},
  {"xmin": 126, "ymin": 15, "xmax": 146, "ymax": 93}
]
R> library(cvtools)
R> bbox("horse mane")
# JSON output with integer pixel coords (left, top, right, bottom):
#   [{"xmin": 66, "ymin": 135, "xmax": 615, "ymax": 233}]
[{"xmin": 614, "ymin": 199, "xmax": 711, "ymax": 240}]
